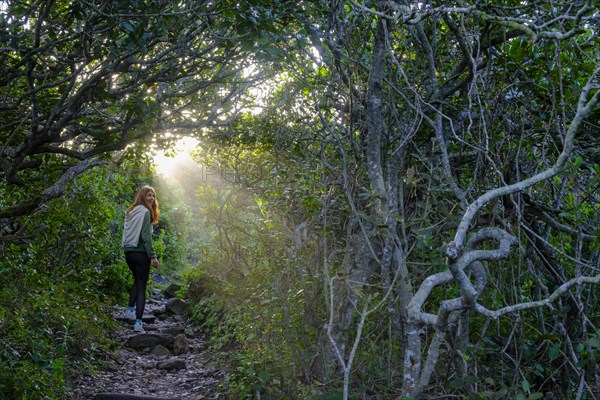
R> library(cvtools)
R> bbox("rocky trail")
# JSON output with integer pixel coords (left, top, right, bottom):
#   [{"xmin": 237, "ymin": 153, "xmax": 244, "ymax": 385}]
[{"xmin": 69, "ymin": 286, "xmax": 226, "ymax": 400}]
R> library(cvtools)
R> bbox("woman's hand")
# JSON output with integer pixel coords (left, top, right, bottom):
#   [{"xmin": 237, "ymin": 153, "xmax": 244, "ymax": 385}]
[{"xmin": 151, "ymin": 258, "xmax": 159, "ymax": 268}]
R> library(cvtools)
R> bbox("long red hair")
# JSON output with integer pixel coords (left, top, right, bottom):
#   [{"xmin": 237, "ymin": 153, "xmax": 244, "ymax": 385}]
[{"xmin": 127, "ymin": 185, "xmax": 160, "ymax": 224}]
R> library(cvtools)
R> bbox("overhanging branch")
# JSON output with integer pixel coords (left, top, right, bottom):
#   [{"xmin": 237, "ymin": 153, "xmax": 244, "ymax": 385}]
[{"xmin": 0, "ymin": 158, "xmax": 106, "ymax": 219}]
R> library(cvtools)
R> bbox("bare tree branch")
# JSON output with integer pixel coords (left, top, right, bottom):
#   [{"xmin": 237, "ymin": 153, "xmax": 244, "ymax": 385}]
[
  {"xmin": 476, "ymin": 274, "xmax": 600, "ymax": 319},
  {"xmin": 450, "ymin": 67, "xmax": 600, "ymax": 253}
]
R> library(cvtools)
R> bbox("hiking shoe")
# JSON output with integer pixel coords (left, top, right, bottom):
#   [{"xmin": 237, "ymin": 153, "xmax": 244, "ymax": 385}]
[
  {"xmin": 123, "ymin": 309, "xmax": 135, "ymax": 319},
  {"xmin": 133, "ymin": 320, "xmax": 145, "ymax": 333}
]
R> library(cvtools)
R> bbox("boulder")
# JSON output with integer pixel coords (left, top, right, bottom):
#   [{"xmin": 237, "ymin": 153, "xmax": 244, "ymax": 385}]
[
  {"xmin": 165, "ymin": 298, "xmax": 188, "ymax": 315},
  {"xmin": 141, "ymin": 314, "xmax": 157, "ymax": 323},
  {"xmin": 173, "ymin": 334, "xmax": 189, "ymax": 355},
  {"xmin": 126, "ymin": 333, "xmax": 173, "ymax": 350},
  {"xmin": 162, "ymin": 283, "xmax": 182, "ymax": 299},
  {"xmin": 157, "ymin": 358, "xmax": 186, "ymax": 372},
  {"xmin": 150, "ymin": 345, "xmax": 171, "ymax": 357}
]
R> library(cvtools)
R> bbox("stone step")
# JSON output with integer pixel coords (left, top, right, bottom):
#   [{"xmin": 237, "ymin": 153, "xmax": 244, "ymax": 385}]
[
  {"xmin": 115, "ymin": 314, "xmax": 157, "ymax": 324},
  {"xmin": 76, "ymin": 293, "xmax": 223, "ymax": 400},
  {"xmin": 126, "ymin": 333, "xmax": 174, "ymax": 350}
]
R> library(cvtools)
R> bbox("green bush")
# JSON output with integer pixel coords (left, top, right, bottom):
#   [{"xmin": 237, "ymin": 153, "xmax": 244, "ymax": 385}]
[
  {"xmin": 0, "ymin": 266, "xmax": 117, "ymax": 399},
  {"xmin": 0, "ymin": 166, "xmax": 142, "ymax": 399}
]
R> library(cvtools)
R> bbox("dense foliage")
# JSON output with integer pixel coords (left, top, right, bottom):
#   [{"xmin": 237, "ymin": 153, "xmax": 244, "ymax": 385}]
[
  {"xmin": 1, "ymin": 1, "xmax": 599, "ymax": 399},
  {"xmin": 1, "ymin": 163, "xmax": 132, "ymax": 397},
  {"xmin": 185, "ymin": 1, "xmax": 600, "ymax": 399}
]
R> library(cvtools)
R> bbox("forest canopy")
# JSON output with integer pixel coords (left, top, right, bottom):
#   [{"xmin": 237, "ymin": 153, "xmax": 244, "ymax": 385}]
[{"xmin": 1, "ymin": 1, "xmax": 599, "ymax": 399}]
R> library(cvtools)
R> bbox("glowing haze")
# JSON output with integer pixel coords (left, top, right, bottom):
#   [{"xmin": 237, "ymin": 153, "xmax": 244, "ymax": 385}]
[{"xmin": 153, "ymin": 137, "xmax": 200, "ymax": 176}]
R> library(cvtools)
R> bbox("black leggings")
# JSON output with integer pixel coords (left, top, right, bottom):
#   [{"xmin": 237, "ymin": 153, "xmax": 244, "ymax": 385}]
[{"xmin": 125, "ymin": 252, "xmax": 151, "ymax": 319}]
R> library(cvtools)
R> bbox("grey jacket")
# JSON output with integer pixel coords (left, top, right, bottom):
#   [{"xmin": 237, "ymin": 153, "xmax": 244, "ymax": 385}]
[{"xmin": 122, "ymin": 205, "xmax": 157, "ymax": 259}]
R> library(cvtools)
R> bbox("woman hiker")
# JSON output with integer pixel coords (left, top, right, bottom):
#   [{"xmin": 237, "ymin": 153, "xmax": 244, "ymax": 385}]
[{"xmin": 121, "ymin": 185, "xmax": 160, "ymax": 333}]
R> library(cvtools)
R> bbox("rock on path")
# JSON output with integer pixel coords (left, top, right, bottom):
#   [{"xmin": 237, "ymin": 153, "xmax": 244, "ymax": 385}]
[{"xmin": 69, "ymin": 291, "xmax": 225, "ymax": 400}]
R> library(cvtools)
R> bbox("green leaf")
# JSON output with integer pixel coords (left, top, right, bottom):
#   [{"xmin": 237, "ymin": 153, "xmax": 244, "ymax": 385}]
[
  {"xmin": 121, "ymin": 21, "xmax": 134, "ymax": 32},
  {"xmin": 258, "ymin": 370, "xmax": 270, "ymax": 382},
  {"xmin": 449, "ymin": 379, "xmax": 464, "ymax": 389},
  {"xmin": 523, "ymin": 343, "xmax": 537, "ymax": 360},
  {"xmin": 548, "ymin": 343, "xmax": 561, "ymax": 361}
]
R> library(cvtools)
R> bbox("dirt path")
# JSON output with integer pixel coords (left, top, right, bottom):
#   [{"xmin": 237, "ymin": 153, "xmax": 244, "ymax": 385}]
[{"xmin": 69, "ymin": 290, "xmax": 226, "ymax": 400}]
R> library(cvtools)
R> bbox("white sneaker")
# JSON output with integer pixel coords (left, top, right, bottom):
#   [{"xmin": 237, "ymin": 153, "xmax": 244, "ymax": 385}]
[
  {"xmin": 124, "ymin": 309, "xmax": 135, "ymax": 319},
  {"xmin": 133, "ymin": 320, "xmax": 145, "ymax": 333}
]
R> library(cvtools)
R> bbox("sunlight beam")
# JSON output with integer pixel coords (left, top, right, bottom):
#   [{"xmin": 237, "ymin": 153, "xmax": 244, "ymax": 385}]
[{"xmin": 152, "ymin": 136, "xmax": 200, "ymax": 176}]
